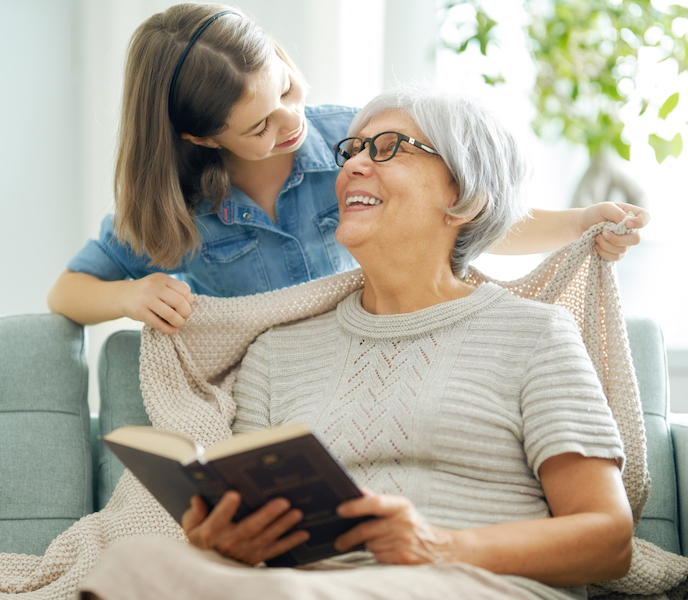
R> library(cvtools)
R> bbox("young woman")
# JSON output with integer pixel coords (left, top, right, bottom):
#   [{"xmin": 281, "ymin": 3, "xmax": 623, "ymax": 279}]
[{"xmin": 47, "ymin": 3, "xmax": 649, "ymax": 335}]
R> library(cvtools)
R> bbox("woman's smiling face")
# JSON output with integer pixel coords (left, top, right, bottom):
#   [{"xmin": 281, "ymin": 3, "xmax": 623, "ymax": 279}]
[
  {"xmin": 334, "ymin": 110, "xmax": 459, "ymax": 257},
  {"xmin": 209, "ymin": 51, "xmax": 308, "ymax": 161}
]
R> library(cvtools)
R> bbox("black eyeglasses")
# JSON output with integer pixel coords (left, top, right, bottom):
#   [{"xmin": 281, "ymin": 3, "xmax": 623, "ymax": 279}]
[{"xmin": 334, "ymin": 131, "xmax": 441, "ymax": 167}]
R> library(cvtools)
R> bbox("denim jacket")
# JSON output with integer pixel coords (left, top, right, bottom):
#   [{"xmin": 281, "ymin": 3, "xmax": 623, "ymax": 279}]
[{"xmin": 67, "ymin": 105, "xmax": 359, "ymax": 297}]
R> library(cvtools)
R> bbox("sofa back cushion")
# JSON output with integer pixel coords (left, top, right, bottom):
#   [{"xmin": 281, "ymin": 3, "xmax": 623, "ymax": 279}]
[{"xmin": 95, "ymin": 330, "xmax": 150, "ymax": 510}]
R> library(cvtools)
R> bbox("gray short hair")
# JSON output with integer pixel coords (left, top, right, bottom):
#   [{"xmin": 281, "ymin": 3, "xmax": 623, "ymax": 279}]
[{"xmin": 349, "ymin": 86, "xmax": 529, "ymax": 278}]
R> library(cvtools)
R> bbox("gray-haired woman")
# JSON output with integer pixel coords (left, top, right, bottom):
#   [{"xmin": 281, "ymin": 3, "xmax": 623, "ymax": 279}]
[{"xmin": 80, "ymin": 87, "xmax": 633, "ymax": 600}]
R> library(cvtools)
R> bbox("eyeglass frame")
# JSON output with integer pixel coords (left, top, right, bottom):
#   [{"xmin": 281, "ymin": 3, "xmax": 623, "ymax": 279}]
[{"xmin": 333, "ymin": 131, "xmax": 442, "ymax": 167}]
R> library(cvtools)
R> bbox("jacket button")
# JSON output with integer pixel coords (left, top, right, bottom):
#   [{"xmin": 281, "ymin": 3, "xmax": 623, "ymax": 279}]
[{"xmin": 242, "ymin": 212, "xmax": 251, "ymax": 220}]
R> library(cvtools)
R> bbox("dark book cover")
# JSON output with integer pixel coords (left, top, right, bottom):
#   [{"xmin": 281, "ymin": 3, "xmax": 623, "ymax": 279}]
[{"xmin": 103, "ymin": 424, "xmax": 367, "ymax": 567}]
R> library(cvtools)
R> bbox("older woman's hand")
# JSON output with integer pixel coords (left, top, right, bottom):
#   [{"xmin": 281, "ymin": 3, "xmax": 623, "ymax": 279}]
[
  {"xmin": 334, "ymin": 492, "xmax": 454, "ymax": 564},
  {"xmin": 181, "ymin": 492, "xmax": 309, "ymax": 565},
  {"xmin": 577, "ymin": 202, "xmax": 651, "ymax": 261}
]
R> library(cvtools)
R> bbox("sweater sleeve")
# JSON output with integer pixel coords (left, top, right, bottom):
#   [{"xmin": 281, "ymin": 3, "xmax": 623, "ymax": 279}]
[
  {"xmin": 232, "ymin": 331, "xmax": 273, "ymax": 434},
  {"xmin": 521, "ymin": 307, "xmax": 625, "ymax": 479}
]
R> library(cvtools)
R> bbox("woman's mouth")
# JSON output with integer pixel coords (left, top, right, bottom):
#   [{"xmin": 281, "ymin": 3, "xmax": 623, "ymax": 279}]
[
  {"xmin": 345, "ymin": 195, "xmax": 382, "ymax": 207},
  {"xmin": 275, "ymin": 122, "xmax": 307, "ymax": 149}
]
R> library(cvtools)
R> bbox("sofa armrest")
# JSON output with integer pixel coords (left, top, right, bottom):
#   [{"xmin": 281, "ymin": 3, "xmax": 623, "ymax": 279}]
[
  {"xmin": 670, "ymin": 413, "xmax": 688, "ymax": 556},
  {"xmin": 627, "ymin": 317, "xmax": 681, "ymax": 554},
  {"xmin": 0, "ymin": 314, "xmax": 92, "ymax": 555}
]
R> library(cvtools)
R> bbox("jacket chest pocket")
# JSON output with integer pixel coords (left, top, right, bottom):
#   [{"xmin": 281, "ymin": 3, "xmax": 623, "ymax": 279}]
[
  {"xmin": 313, "ymin": 205, "xmax": 358, "ymax": 273},
  {"xmin": 199, "ymin": 231, "xmax": 269, "ymax": 296},
  {"xmin": 202, "ymin": 231, "xmax": 260, "ymax": 263}
]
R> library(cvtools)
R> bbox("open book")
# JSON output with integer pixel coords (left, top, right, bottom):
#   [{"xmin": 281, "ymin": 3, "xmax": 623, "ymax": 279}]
[{"xmin": 103, "ymin": 423, "xmax": 366, "ymax": 567}]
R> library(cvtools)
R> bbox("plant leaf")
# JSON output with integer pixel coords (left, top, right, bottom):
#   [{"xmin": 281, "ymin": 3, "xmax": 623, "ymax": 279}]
[
  {"xmin": 672, "ymin": 133, "xmax": 684, "ymax": 157},
  {"xmin": 613, "ymin": 138, "xmax": 631, "ymax": 161},
  {"xmin": 481, "ymin": 74, "xmax": 505, "ymax": 86},
  {"xmin": 648, "ymin": 133, "xmax": 683, "ymax": 163},
  {"xmin": 658, "ymin": 92, "xmax": 679, "ymax": 119},
  {"xmin": 669, "ymin": 4, "xmax": 688, "ymax": 19}
]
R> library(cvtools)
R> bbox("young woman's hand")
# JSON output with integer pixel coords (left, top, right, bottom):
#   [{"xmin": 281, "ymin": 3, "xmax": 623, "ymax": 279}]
[
  {"xmin": 576, "ymin": 202, "xmax": 651, "ymax": 261},
  {"xmin": 334, "ymin": 492, "xmax": 453, "ymax": 565},
  {"xmin": 181, "ymin": 493, "xmax": 309, "ymax": 566},
  {"xmin": 120, "ymin": 273, "xmax": 194, "ymax": 334}
]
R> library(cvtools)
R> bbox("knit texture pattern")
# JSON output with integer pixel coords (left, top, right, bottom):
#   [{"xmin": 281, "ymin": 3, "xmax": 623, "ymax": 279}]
[
  {"xmin": 0, "ymin": 219, "xmax": 686, "ymax": 599},
  {"xmin": 232, "ymin": 283, "xmax": 627, "ymax": 548}
]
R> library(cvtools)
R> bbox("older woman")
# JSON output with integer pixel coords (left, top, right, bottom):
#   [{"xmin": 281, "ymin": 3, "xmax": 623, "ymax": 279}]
[{"xmin": 80, "ymin": 88, "xmax": 633, "ymax": 600}]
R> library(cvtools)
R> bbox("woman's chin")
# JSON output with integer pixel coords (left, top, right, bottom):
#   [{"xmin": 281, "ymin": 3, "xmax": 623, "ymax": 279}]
[{"xmin": 334, "ymin": 223, "xmax": 370, "ymax": 253}]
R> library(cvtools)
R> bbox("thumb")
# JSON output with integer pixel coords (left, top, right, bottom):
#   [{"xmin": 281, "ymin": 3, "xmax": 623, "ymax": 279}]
[
  {"xmin": 181, "ymin": 495, "xmax": 208, "ymax": 533},
  {"xmin": 596, "ymin": 202, "xmax": 630, "ymax": 225}
]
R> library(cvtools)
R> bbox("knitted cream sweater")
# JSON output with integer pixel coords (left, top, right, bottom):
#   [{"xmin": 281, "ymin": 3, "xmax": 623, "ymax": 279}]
[
  {"xmin": 233, "ymin": 284, "xmax": 624, "ymax": 532},
  {"xmin": 0, "ymin": 220, "xmax": 687, "ymax": 599}
]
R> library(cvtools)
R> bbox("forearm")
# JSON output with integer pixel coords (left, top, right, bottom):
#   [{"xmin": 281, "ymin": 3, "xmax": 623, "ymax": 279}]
[
  {"xmin": 448, "ymin": 512, "xmax": 632, "ymax": 587},
  {"xmin": 47, "ymin": 270, "xmax": 130, "ymax": 325},
  {"xmin": 490, "ymin": 209, "xmax": 583, "ymax": 255},
  {"xmin": 336, "ymin": 457, "xmax": 632, "ymax": 584}
]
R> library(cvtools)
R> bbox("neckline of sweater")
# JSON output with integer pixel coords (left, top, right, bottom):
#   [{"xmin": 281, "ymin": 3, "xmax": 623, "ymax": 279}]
[{"xmin": 336, "ymin": 282, "xmax": 507, "ymax": 340}]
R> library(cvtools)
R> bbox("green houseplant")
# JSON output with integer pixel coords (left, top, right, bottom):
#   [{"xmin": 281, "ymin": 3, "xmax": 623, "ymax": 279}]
[{"xmin": 441, "ymin": 0, "xmax": 688, "ymax": 206}]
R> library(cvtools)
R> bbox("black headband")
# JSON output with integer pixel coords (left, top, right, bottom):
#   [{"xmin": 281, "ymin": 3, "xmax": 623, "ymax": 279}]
[{"xmin": 168, "ymin": 10, "xmax": 239, "ymax": 128}]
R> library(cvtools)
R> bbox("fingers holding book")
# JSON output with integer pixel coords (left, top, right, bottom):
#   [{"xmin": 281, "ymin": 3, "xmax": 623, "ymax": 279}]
[
  {"xmin": 334, "ymin": 493, "xmax": 453, "ymax": 565},
  {"xmin": 182, "ymin": 492, "xmax": 310, "ymax": 566}
]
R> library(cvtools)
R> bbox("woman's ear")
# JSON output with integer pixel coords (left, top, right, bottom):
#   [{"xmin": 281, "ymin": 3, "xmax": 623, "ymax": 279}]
[
  {"xmin": 446, "ymin": 195, "xmax": 487, "ymax": 227},
  {"xmin": 445, "ymin": 215, "xmax": 469, "ymax": 227},
  {"xmin": 465, "ymin": 197, "xmax": 486, "ymax": 221},
  {"xmin": 180, "ymin": 132, "xmax": 221, "ymax": 149}
]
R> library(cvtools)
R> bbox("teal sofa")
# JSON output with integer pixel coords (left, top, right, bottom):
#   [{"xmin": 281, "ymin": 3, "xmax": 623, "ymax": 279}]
[{"xmin": 1, "ymin": 313, "xmax": 687, "ymax": 560}]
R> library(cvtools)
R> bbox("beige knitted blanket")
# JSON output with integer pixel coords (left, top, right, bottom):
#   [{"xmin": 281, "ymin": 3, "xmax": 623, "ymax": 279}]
[{"xmin": 1, "ymin": 220, "xmax": 687, "ymax": 599}]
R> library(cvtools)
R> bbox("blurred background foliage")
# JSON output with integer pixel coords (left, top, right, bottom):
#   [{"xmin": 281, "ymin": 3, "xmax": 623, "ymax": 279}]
[{"xmin": 441, "ymin": 0, "xmax": 687, "ymax": 165}]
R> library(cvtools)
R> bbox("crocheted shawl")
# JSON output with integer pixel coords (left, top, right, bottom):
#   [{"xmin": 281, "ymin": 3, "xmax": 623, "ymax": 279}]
[{"xmin": 1, "ymin": 220, "xmax": 687, "ymax": 600}]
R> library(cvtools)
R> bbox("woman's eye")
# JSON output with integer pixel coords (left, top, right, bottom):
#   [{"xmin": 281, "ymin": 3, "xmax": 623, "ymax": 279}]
[
  {"xmin": 378, "ymin": 143, "xmax": 396, "ymax": 157},
  {"xmin": 281, "ymin": 82, "xmax": 294, "ymax": 98},
  {"xmin": 345, "ymin": 140, "xmax": 361, "ymax": 156},
  {"xmin": 254, "ymin": 121, "xmax": 270, "ymax": 137}
]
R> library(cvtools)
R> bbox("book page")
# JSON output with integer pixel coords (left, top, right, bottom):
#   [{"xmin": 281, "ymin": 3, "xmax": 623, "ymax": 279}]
[
  {"xmin": 104, "ymin": 426, "xmax": 201, "ymax": 463},
  {"xmin": 203, "ymin": 422, "xmax": 310, "ymax": 461}
]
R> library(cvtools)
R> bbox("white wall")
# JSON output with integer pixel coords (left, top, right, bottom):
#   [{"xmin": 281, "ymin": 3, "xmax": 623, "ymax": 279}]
[{"xmin": 0, "ymin": 0, "xmax": 79, "ymax": 315}]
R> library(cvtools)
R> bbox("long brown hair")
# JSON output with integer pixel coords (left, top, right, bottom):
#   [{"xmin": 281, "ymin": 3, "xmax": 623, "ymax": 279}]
[{"xmin": 114, "ymin": 3, "xmax": 284, "ymax": 269}]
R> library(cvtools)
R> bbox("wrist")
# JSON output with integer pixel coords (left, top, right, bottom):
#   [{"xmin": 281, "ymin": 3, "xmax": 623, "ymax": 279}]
[
  {"xmin": 444, "ymin": 528, "xmax": 482, "ymax": 566},
  {"xmin": 112, "ymin": 279, "xmax": 135, "ymax": 321},
  {"xmin": 571, "ymin": 207, "xmax": 588, "ymax": 240}
]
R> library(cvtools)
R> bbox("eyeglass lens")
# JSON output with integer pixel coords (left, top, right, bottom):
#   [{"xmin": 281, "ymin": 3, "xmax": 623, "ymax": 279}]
[{"xmin": 340, "ymin": 132, "xmax": 401, "ymax": 164}]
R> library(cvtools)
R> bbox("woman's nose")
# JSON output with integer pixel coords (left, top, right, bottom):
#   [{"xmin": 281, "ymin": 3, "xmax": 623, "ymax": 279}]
[
  {"xmin": 277, "ymin": 105, "xmax": 303, "ymax": 136},
  {"xmin": 343, "ymin": 147, "xmax": 374, "ymax": 177}
]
